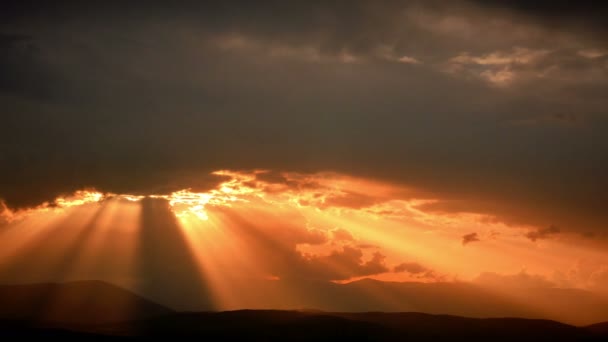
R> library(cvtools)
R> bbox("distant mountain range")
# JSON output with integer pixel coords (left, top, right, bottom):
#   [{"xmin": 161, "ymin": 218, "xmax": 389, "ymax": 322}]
[
  {"xmin": 117, "ymin": 276, "xmax": 608, "ymax": 326},
  {"xmin": 0, "ymin": 281, "xmax": 606, "ymax": 341}
]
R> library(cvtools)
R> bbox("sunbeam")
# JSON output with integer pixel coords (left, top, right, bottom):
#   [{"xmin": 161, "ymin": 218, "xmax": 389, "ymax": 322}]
[{"xmin": 1, "ymin": 169, "xmax": 608, "ymax": 325}]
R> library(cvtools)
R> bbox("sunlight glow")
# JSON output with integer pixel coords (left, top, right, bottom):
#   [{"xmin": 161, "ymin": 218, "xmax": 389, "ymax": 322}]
[
  {"xmin": 55, "ymin": 190, "xmax": 105, "ymax": 208},
  {"xmin": 2, "ymin": 169, "xmax": 608, "ymax": 318}
]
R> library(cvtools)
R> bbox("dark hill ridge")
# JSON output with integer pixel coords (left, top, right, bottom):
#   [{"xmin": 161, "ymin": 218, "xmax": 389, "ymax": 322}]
[
  {"xmin": 0, "ymin": 281, "xmax": 607, "ymax": 341},
  {"xmin": 586, "ymin": 321, "xmax": 608, "ymax": 335},
  {"xmin": 3, "ymin": 310, "xmax": 607, "ymax": 341},
  {"xmin": 0, "ymin": 280, "xmax": 173, "ymax": 324}
]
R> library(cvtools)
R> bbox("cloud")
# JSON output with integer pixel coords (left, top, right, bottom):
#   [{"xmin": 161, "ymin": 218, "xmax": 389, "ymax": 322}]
[
  {"xmin": 578, "ymin": 49, "xmax": 607, "ymax": 59},
  {"xmin": 444, "ymin": 47, "xmax": 608, "ymax": 87},
  {"xmin": 304, "ymin": 247, "xmax": 390, "ymax": 281},
  {"xmin": 0, "ymin": 32, "xmax": 56, "ymax": 99},
  {"xmin": 506, "ymin": 112, "xmax": 583, "ymax": 127},
  {"xmin": 551, "ymin": 259, "xmax": 608, "ymax": 294},
  {"xmin": 462, "ymin": 232, "xmax": 480, "ymax": 245},
  {"xmin": 0, "ymin": 0, "xmax": 608, "ymax": 243},
  {"xmin": 397, "ymin": 56, "xmax": 421, "ymax": 64},
  {"xmin": 525, "ymin": 225, "xmax": 560, "ymax": 242},
  {"xmin": 469, "ymin": 1, "xmax": 608, "ymax": 36},
  {"xmin": 331, "ymin": 228, "xmax": 354, "ymax": 241},
  {"xmin": 393, "ymin": 262, "xmax": 438, "ymax": 279},
  {"xmin": 0, "ymin": 201, "xmax": 13, "ymax": 225}
]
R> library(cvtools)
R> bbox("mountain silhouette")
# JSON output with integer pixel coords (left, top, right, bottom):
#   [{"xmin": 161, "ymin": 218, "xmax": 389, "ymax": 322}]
[
  {"xmin": 0, "ymin": 281, "xmax": 607, "ymax": 341},
  {"xmin": 586, "ymin": 321, "xmax": 608, "ymax": 335},
  {"xmin": 0, "ymin": 280, "xmax": 172, "ymax": 324},
  {"xmin": 211, "ymin": 277, "xmax": 608, "ymax": 326}
]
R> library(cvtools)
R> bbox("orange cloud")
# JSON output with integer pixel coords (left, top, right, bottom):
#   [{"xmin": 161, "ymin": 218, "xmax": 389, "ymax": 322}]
[
  {"xmin": 462, "ymin": 232, "xmax": 480, "ymax": 245},
  {"xmin": 525, "ymin": 225, "xmax": 560, "ymax": 242}
]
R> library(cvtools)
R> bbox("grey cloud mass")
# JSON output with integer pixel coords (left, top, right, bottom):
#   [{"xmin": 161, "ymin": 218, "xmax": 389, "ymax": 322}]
[{"xmin": 1, "ymin": 1, "xmax": 608, "ymax": 238}]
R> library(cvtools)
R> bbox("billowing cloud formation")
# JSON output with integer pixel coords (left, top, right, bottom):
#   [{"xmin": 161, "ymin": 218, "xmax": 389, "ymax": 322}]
[
  {"xmin": 462, "ymin": 232, "xmax": 480, "ymax": 245},
  {"xmin": 552, "ymin": 259, "xmax": 608, "ymax": 295},
  {"xmin": 306, "ymin": 247, "xmax": 389, "ymax": 281}
]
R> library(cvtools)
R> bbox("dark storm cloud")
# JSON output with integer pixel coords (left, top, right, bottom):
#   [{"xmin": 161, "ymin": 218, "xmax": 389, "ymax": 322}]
[
  {"xmin": 1, "ymin": 1, "xmax": 608, "ymax": 237},
  {"xmin": 0, "ymin": 32, "xmax": 56, "ymax": 99},
  {"xmin": 470, "ymin": 1, "xmax": 608, "ymax": 33}
]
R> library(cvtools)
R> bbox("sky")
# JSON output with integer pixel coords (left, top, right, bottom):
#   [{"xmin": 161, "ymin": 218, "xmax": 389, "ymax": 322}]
[{"xmin": 1, "ymin": 0, "xmax": 608, "ymax": 324}]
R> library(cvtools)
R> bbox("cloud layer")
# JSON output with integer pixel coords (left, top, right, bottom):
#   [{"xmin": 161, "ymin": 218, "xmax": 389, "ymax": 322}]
[{"xmin": 1, "ymin": 1, "xmax": 607, "ymax": 240}]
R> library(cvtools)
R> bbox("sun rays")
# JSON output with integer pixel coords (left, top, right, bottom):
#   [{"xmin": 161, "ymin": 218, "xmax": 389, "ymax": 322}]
[{"xmin": 1, "ymin": 169, "xmax": 608, "ymax": 321}]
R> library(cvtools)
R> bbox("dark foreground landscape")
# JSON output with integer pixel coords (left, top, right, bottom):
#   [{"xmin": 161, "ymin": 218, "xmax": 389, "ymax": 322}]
[{"xmin": 0, "ymin": 281, "xmax": 606, "ymax": 341}]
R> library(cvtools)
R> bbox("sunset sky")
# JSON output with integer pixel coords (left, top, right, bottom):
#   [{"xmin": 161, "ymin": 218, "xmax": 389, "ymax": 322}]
[{"xmin": 1, "ymin": 1, "xmax": 608, "ymax": 325}]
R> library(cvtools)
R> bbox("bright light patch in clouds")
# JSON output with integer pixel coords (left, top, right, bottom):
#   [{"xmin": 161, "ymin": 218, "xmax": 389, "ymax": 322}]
[
  {"xmin": 445, "ymin": 47, "xmax": 550, "ymax": 85},
  {"xmin": 577, "ymin": 49, "xmax": 606, "ymax": 59},
  {"xmin": 54, "ymin": 190, "xmax": 105, "ymax": 208},
  {"xmin": 2, "ymin": 169, "xmax": 607, "ymax": 292},
  {"xmin": 398, "ymin": 56, "xmax": 421, "ymax": 64}
]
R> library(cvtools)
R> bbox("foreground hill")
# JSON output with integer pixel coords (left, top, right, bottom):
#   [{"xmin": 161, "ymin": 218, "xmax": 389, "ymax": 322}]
[
  {"xmin": 1, "ymin": 310, "xmax": 607, "ymax": 341},
  {"xmin": 0, "ymin": 281, "xmax": 173, "ymax": 324},
  {"xmin": 586, "ymin": 322, "xmax": 608, "ymax": 335}
]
